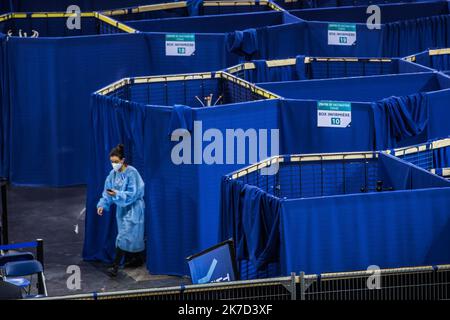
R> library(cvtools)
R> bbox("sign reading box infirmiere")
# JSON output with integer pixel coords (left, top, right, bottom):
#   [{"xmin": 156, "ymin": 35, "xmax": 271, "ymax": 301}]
[
  {"xmin": 165, "ymin": 34, "xmax": 196, "ymax": 56},
  {"xmin": 317, "ymin": 101, "xmax": 352, "ymax": 128},
  {"xmin": 328, "ymin": 23, "xmax": 356, "ymax": 46}
]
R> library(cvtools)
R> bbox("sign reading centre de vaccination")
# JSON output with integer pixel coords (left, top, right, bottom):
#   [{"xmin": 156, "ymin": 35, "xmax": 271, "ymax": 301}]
[
  {"xmin": 317, "ymin": 101, "xmax": 352, "ymax": 128},
  {"xmin": 328, "ymin": 23, "xmax": 356, "ymax": 46},
  {"xmin": 165, "ymin": 33, "xmax": 196, "ymax": 56}
]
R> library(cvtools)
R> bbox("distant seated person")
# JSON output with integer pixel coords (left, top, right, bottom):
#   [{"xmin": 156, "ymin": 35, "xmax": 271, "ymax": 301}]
[{"xmin": 97, "ymin": 144, "xmax": 145, "ymax": 277}]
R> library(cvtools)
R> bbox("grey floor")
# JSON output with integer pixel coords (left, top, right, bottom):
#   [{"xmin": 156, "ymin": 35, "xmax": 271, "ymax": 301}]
[{"xmin": 5, "ymin": 185, "xmax": 190, "ymax": 297}]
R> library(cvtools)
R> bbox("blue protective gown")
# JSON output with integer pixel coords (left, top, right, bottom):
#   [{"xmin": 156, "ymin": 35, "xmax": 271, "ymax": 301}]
[{"xmin": 97, "ymin": 166, "xmax": 145, "ymax": 253}]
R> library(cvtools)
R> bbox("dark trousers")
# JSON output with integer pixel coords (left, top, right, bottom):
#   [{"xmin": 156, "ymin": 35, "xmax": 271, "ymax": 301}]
[{"xmin": 112, "ymin": 247, "xmax": 144, "ymax": 268}]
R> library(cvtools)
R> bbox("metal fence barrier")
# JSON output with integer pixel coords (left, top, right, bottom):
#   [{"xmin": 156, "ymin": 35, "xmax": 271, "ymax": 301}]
[
  {"xmin": 301, "ymin": 265, "xmax": 450, "ymax": 300},
  {"xmin": 39, "ymin": 265, "xmax": 450, "ymax": 300}
]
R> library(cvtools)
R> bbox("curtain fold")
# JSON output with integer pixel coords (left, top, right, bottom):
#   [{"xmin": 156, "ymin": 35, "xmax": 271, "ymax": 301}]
[
  {"xmin": 167, "ymin": 104, "xmax": 193, "ymax": 135},
  {"xmin": 220, "ymin": 178, "xmax": 282, "ymax": 271},
  {"xmin": 371, "ymin": 93, "xmax": 429, "ymax": 150},
  {"xmin": 433, "ymin": 146, "xmax": 450, "ymax": 169},
  {"xmin": 226, "ymin": 28, "xmax": 258, "ymax": 60},
  {"xmin": 382, "ymin": 15, "xmax": 450, "ymax": 57},
  {"xmin": 430, "ymin": 53, "xmax": 450, "ymax": 72},
  {"xmin": 187, "ymin": 0, "xmax": 203, "ymax": 16}
]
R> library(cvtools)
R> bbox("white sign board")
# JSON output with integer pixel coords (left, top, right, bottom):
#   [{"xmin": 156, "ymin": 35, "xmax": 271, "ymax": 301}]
[
  {"xmin": 165, "ymin": 34, "xmax": 195, "ymax": 56},
  {"xmin": 317, "ymin": 101, "xmax": 352, "ymax": 128},
  {"xmin": 328, "ymin": 23, "xmax": 356, "ymax": 46}
]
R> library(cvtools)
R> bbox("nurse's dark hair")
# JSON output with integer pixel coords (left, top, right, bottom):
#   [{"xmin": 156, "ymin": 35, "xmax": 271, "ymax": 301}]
[{"xmin": 109, "ymin": 144, "xmax": 125, "ymax": 160}]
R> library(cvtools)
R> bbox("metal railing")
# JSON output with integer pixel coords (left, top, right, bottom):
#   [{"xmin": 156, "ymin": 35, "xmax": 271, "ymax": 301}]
[
  {"xmin": 387, "ymin": 137, "xmax": 450, "ymax": 177},
  {"xmin": 38, "ymin": 264, "xmax": 450, "ymax": 300},
  {"xmin": 95, "ymin": 71, "xmax": 280, "ymax": 108},
  {"xmin": 301, "ymin": 265, "xmax": 450, "ymax": 300}
]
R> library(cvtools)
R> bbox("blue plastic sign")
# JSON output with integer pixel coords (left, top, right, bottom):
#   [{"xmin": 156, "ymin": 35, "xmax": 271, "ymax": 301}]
[{"xmin": 187, "ymin": 241, "xmax": 237, "ymax": 284}]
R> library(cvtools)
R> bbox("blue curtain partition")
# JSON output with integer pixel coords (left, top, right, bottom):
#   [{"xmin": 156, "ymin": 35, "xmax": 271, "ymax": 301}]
[
  {"xmin": 2, "ymin": 0, "xmax": 450, "ymax": 281},
  {"xmin": 2, "ymin": 0, "xmax": 165, "ymax": 13},
  {"xmin": 411, "ymin": 49, "xmax": 450, "ymax": 74},
  {"xmin": 110, "ymin": 0, "xmax": 276, "ymax": 22},
  {"xmin": 84, "ymin": 71, "xmax": 450, "ymax": 276},
  {"xmin": 275, "ymin": 0, "xmax": 438, "ymax": 10},
  {"xmin": 227, "ymin": 55, "xmax": 429, "ymax": 83},
  {"xmin": 0, "ymin": 34, "xmax": 8, "ymax": 178},
  {"xmin": 0, "ymin": 31, "xmax": 153, "ymax": 186},
  {"xmin": 260, "ymin": 73, "xmax": 450, "ymax": 151},
  {"xmin": 221, "ymin": 153, "xmax": 450, "ymax": 278},
  {"xmin": 84, "ymin": 86, "xmax": 280, "ymax": 275},
  {"xmin": 290, "ymin": 1, "xmax": 450, "ymax": 57},
  {"xmin": 0, "ymin": 13, "xmax": 254, "ymax": 185},
  {"xmin": 126, "ymin": 11, "xmax": 307, "ymax": 61}
]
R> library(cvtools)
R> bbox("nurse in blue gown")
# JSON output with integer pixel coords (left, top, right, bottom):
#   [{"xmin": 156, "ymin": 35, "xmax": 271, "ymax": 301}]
[{"xmin": 97, "ymin": 144, "xmax": 145, "ymax": 277}]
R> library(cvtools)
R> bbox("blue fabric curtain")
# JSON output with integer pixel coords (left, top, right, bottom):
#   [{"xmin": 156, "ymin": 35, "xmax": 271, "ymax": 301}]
[
  {"xmin": 305, "ymin": 22, "xmax": 384, "ymax": 57},
  {"xmin": 226, "ymin": 28, "xmax": 259, "ymax": 61},
  {"xmin": 246, "ymin": 60, "xmax": 298, "ymax": 83},
  {"xmin": 258, "ymin": 21, "xmax": 308, "ymax": 60},
  {"xmin": 280, "ymin": 187, "xmax": 450, "ymax": 275},
  {"xmin": 427, "ymin": 88, "xmax": 450, "ymax": 142},
  {"xmin": 221, "ymin": 152, "xmax": 450, "ymax": 277},
  {"xmin": 277, "ymin": 0, "xmax": 435, "ymax": 10},
  {"xmin": 144, "ymin": 33, "xmax": 238, "ymax": 76},
  {"xmin": 0, "ymin": 35, "xmax": 9, "ymax": 178},
  {"xmin": 433, "ymin": 145, "xmax": 450, "ymax": 169},
  {"xmin": 430, "ymin": 53, "xmax": 450, "ymax": 72},
  {"xmin": 84, "ymin": 95, "xmax": 280, "ymax": 275},
  {"xmin": 378, "ymin": 153, "xmax": 450, "ymax": 190},
  {"xmin": 220, "ymin": 178, "xmax": 281, "ymax": 271},
  {"xmin": 382, "ymin": 15, "xmax": 450, "ymax": 57},
  {"xmin": 83, "ymin": 94, "xmax": 147, "ymax": 262},
  {"xmin": 4, "ymin": 33, "xmax": 151, "ymax": 186},
  {"xmin": 245, "ymin": 57, "xmax": 422, "ymax": 84},
  {"xmin": 187, "ymin": 0, "xmax": 203, "ymax": 16},
  {"xmin": 5, "ymin": 0, "xmax": 165, "ymax": 12},
  {"xmin": 279, "ymin": 99, "xmax": 374, "ymax": 154},
  {"xmin": 371, "ymin": 93, "xmax": 429, "ymax": 150}
]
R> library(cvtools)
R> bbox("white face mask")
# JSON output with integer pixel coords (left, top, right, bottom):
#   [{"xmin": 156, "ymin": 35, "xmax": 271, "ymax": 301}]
[{"xmin": 112, "ymin": 162, "xmax": 122, "ymax": 172}]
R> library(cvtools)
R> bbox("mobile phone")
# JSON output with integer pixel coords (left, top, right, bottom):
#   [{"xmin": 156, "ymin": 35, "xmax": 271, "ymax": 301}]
[{"xmin": 107, "ymin": 189, "xmax": 114, "ymax": 193}]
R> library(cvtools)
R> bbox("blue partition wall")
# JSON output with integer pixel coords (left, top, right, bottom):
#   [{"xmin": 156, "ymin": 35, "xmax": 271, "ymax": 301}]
[
  {"xmin": 293, "ymin": 1, "xmax": 450, "ymax": 57},
  {"xmin": 126, "ymin": 11, "xmax": 308, "ymax": 61},
  {"xmin": 0, "ymin": 19, "xmax": 154, "ymax": 185},
  {"xmin": 221, "ymin": 153, "xmax": 450, "ymax": 278},
  {"xmin": 107, "ymin": 0, "xmax": 278, "ymax": 21},
  {"xmin": 2, "ymin": 0, "xmax": 165, "ymax": 12},
  {"xmin": 226, "ymin": 55, "xmax": 429, "ymax": 83},
  {"xmin": 0, "ymin": 11, "xmax": 264, "ymax": 185},
  {"xmin": 391, "ymin": 137, "xmax": 450, "ymax": 178},
  {"xmin": 275, "ymin": 0, "xmax": 438, "ymax": 10},
  {"xmin": 408, "ymin": 48, "xmax": 450, "ymax": 75},
  {"xmin": 84, "ymin": 74, "xmax": 281, "ymax": 275},
  {"xmin": 84, "ymin": 70, "xmax": 450, "ymax": 276},
  {"xmin": 2, "ymin": 1, "xmax": 450, "ymax": 281},
  {"xmin": 259, "ymin": 72, "xmax": 450, "ymax": 152}
]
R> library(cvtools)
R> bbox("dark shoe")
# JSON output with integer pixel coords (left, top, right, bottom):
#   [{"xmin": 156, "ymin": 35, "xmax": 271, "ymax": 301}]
[
  {"xmin": 124, "ymin": 258, "xmax": 143, "ymax": 268},
  {"xmin": 107, "ymin": 266, "xmax": 119, "ymax": 277}
]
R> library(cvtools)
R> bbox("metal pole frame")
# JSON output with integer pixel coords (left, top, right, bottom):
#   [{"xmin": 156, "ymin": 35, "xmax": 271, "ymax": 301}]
[
  {"xmin": 36, "ymin": 239, "xmax": 45, "ymax": 295},
  {"xmin": 0, "ymin": 178, "xmax": 8, "ymax": 245}
]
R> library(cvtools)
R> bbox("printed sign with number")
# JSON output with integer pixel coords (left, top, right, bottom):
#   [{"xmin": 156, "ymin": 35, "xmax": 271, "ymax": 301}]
[
  {"xmin": 328, "ymin": 23, "xmax": 356, "ymax": 46},
  {"xmin": 165, "ymin": 34, "xmax": 195, "ymax": 56},
  {"xmin": 317, "ymin": 101, "xmax": 352, "ymax": 128}
]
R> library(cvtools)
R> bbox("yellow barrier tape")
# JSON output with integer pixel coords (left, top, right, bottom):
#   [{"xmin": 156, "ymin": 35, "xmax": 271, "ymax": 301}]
[
  {"xmin": 429, "ymin": 48, "xmax": 450, "ymax": 56},
  {"xmin": 95, "ymin": 12, "xmax": 137, "ymax": 33}
]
